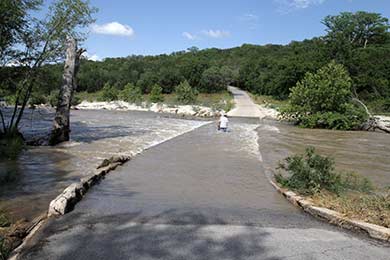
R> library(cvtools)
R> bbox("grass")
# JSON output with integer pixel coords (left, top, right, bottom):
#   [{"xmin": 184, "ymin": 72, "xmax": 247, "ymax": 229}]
[
  {"xmin": 311, "ymin": 190, "xmax": 390, "ymax": 228},
  {"xmin": 76, "ymin": 91, "xmax": 235, "ymax": 112},
  {"xmin": 149, "ymin": 92, "xmax": 234, "ymax": 112},
  {"xmin": 249, "ymin": 94, "xmax": 288, "ymax": 111}
]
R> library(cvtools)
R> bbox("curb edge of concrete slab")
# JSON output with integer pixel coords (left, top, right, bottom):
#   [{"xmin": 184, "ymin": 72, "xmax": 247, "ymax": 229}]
[
  {"xmin": 48, "ymin": 155, "xmax": 131, "ymax": 217},
  {"xmin": 8, "ymin": 155, "xmax": 131, "ymax": 260},
  {"xmin": 269, "ymin": 179, "xmax": 390, "ymax": 243}
]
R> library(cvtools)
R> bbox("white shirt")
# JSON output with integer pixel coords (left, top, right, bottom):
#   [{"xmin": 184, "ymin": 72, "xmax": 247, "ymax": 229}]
[{"xmin": 219, "ymin": 116, "xmax": 229, "ymax": 128}]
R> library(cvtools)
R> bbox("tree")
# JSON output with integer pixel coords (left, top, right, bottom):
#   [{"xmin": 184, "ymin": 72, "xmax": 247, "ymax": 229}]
[
  {"xmin": 119, "ymin": 83, "xmax": 143, "ymax": 104},
  {"xmin": 136, "ymin": 71, "xmax": 158, "ymax": 93},
  {"xmin": 323, "ymin": 12, "xmax": 390, "ymax": 49},
  {"xmin": 49, "ymin": 37, "xmax": 84, "ymax": 145},
  {"xmin": 282, "ymin": 61, "xmax": 367, "ymax": 130},
  {"xmin": 200, "ymin": 66, "xmax": 228, "ymax": 93},
  {"xmin": 99, "ymin": 82, "xmax": 118, "ymax": 101},
  {"xmin": 0, "ymin": 0, "xmax": 42, "ymax": 65},
  {"xmin": 149, "ymin": 84, "xmax": 164, "ymax": 103},
  {"xmin": 0, "ymin": 0, "xmax": 96, "ymax": 139},
  {"xmin": 175, "ymin": 80, "xmax": 198, "ymax": 104}
]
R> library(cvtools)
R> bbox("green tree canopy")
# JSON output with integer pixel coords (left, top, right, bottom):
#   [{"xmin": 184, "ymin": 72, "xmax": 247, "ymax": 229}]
[
  {"xmin": 282, "ymin": 61, "xmax": 367, "ymax": 130},
  {"xmin": 323, "ymin": 11, "xmax": 390, "ymax": 49}
]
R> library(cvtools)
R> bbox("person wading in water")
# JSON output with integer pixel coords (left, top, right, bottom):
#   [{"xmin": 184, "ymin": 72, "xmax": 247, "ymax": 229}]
[{"xmin": 218, "ymin": 113, "xmax": 229, "ymax": 132}]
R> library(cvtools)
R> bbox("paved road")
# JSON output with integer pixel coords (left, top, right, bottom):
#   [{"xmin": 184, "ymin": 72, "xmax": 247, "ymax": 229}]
[
  {"xmin": 227, "ymin": 86, "xmax": 263, "ymax": 118},
  {"xmin": 20, "ymin": 120, "xmax": 389, "ymax": 259}
]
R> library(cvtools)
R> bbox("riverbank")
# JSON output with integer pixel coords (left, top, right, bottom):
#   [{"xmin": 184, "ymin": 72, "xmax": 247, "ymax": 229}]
[
  {"xmin": 76, "ymin": 101, "xmax": 220, "ymax": 117},
  {"xmin": 257, "ymin": 120, "xmax": 390, "ymax": 240},
  {"xmin": 74, "ymin": 91, "xmax": 234, "ymax": 117}
]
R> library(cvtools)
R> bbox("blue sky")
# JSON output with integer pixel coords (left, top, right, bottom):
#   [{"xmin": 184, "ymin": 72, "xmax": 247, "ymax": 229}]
[{"xmin": 75, "ymin": 0, "xmax": 390, "ymax": 60}]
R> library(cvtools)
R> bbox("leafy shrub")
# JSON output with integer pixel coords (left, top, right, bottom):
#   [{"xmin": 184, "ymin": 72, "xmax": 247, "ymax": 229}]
[
  {"xmin": 175, "ymin": 80, "xmax": 198, "ymax": 104},
  {"xmin": 281, "ymin": 61, "xmax": 368, "ymax": 130},
  {"xmin": 29, "ymin": 93, "xmax": 47, "ymax": 105},
  {"xmin": 48, "ymin": 90, "xmax": 59, "ymax": 107},
  {"xmin": 298, "ymin": 104, "xmax": 368, "ymax": 130},
  {"xmin": 98, "ymin": 83, "xmax": 119, "ymax": 101},
  {"xmin": 3, "ymin": 96, "xmax": 16, "ymax": 105},
  {"xmin": 119, "ymin": 83, "xmax": 143, "ymax": 104},
  {"xmin": 340, "ymin": 172, "xmax": 374, "ymax": 193},
  {"xmin": 149, "ymin": 84, "xmax": 164, "ymax": 103},
  {"xmin": 0, "ymin": 135, "xmax": 24, "ymax": 160},
  {"xmin": 71, "ymin": 94, "xmax": 81, "ymax": 106},
  {"xmin": 276, "ymin": 147, "xmax": 373, "ymax": 195}
]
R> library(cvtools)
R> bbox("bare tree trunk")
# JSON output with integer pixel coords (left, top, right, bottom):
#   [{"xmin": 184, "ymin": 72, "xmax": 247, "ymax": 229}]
[
  {"xmin": 353, "ymin": 98, "xmax": 390, "ymax": 134},
  {"xmin": 49, "ymin": 37, "xmax": 81, "ymax": 145}
]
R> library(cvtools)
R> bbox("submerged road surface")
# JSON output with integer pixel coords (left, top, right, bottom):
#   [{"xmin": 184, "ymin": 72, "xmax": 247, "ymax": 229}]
[{"xmin": 21, "ymin": 119, "xmax": 389, "ymax": 259}]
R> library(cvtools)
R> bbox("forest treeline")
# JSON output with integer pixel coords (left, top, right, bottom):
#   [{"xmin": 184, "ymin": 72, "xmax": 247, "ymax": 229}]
[{"xmin": 1, "ymin": 11, "xmax": 390, "ymax": 112}]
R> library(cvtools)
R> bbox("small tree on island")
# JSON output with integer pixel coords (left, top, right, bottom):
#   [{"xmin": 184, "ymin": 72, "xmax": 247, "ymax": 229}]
[
  {"xmin": 98, "ymin": 82, "xmax": 119, "ymax": 102},
  {"xmin": 281, "ymin": 61, "xmax": 368, "ymax": 130},
  {"xmin": 149, "ymin": 84, "xmax": 164, "ymax": 103},
  {"xmin": 119, "ymin": 83, "xmax": 143, "ymax": 104},
  {"xmin": 175, "ymin": 80, "xmax": 198, "ymax": 105}
]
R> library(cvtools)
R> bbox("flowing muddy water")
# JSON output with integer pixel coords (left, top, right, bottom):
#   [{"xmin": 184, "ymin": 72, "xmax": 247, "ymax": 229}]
[
  {"xmin": 257, "ymin": 120, "xmax": 390, "ymax": 189},
  {"xmin": 0, "ymin": 108, "xmax": 208, "ymax": 222},
  {"xmin": 1, "ymin": 109, "xmax": 389, "ymax": 223}
]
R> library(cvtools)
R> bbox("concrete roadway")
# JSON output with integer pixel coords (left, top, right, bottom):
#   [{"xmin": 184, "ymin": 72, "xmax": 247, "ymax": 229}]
[
  {"xmin": 227, "ymin": 86, "xmax": 264, "ymax": 118},
  {"xmin": 20, "ymin": 119, "xmax": 389, "ymax": 260}
]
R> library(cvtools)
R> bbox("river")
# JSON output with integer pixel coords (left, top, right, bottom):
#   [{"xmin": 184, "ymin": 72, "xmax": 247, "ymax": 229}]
[
  {"xmin": 257, "ymin": 120, "xmax": 390, "ymax": 189},
  {"xmin": 1, "ymin": 110, "xmax": 389, "ymax": 224}
]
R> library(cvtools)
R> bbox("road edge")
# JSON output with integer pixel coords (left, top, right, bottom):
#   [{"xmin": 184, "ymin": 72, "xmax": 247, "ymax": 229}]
[{"xmin": 268, "ymin": 178, "xmax": 390, "ymax": 243}]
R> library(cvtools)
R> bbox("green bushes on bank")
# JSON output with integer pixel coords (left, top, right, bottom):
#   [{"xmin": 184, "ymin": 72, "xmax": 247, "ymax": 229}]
[
  {"xmin": 175, "ymin": 80, "xmax": 198, "ymax": 104},
  {"xmin": 98, "ymin": 83, "xmax": 119, "ymax": 102},
  {"xmin": 281, "ymin": 61, "xmax": 368, "ymax": 130},
  {"xmin": 276, "ymin": 147, "xmax": 373, "ymax": 195},
  {"xmin": 119, "ymin": 83, "xmax": 143, "ymax": 104},
  {"xmin": 149, "ymin": 84, "xmax": 164, "ymax": 103}
]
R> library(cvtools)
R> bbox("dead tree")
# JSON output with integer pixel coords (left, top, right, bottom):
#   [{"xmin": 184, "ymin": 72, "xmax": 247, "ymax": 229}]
[
  {"xmin": 353, "ymin": 98, "xmax": 390, "ymax": 134},
  {"xmin": 49, "ymin": 37, "xmax": 84, "ymax": 145}
]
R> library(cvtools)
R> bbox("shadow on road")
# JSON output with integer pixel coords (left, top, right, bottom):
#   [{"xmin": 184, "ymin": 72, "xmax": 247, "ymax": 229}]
[{"xmin": 23, "ymin": 210, "xmax": 281, "ymax": 260}]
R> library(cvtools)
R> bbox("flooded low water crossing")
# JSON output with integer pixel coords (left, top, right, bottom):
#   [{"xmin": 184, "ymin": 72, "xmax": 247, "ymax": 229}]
[{"xmin": 1, "ymin": 109, "xmax": 389, "ymax": 224}]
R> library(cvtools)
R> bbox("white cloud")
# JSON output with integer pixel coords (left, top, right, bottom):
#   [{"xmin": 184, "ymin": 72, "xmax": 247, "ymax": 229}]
[
  {"xmin": 202, "ymin": 29, "xmax": 230, "ymax": 39},
  {"xmin": 182, "ymin": 29, "xmax": 230, "ymax": 40},
  {"xmin": 275, "ymin": 0, "xmax": 326, "ymax": 12},
  {"xmin": 83, "ymin": 52, "xmax": 101, "ymax": 61},
  {"xmin": 240, "ymin": 14, "xmax": 259, "ymax": 22},
  {"xmin": 291, "ymin": 0, "xmax": 325, "ymax": 8},
  {"xmin": 91, "ymin": 22, "xmax": 134, "ymax": 37},
  {"xmin": 182, "ymin": 32, "xmax": 197, "ymax": 40}
]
